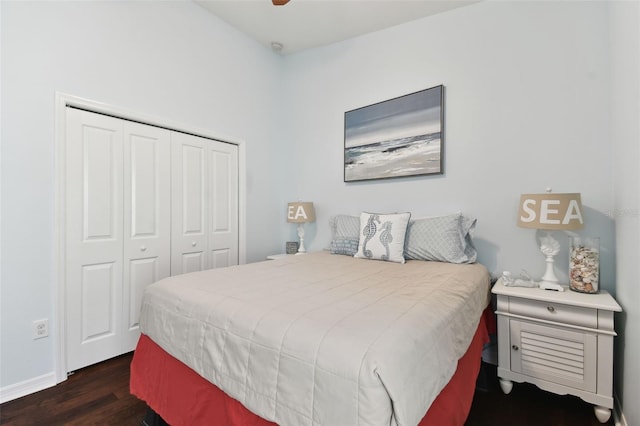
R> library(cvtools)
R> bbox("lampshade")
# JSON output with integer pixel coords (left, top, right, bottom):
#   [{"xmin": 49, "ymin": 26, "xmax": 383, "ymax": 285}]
[
  {"xmin": 517, "ymin": 193, "xmax": 584, "ymax": 231},
  {"xmin": 287, "ymin": 202, "xmax": 316, "ymax": 223}
]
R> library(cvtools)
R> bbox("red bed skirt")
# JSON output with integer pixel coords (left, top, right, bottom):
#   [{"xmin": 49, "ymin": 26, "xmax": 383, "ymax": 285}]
[{"xmin": 131, "ymin": 310, "xmax": 490, "ymax": 426}]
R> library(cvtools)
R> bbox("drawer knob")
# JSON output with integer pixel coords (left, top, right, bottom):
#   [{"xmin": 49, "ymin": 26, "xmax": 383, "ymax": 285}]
[
  {"xmin": 192, "ymin": 241, "xmax": 197, "ymax": 247},
  {"xmin": 140, "ymin": 246, "xmax": 147, "ymax": 252},
  {"xmin": 512, "ymin": 345, "xmax": 519, "ymax": 351},
  {"xmin": 547, "ymin": 306, "xmax": 555, "ymax": 312}
]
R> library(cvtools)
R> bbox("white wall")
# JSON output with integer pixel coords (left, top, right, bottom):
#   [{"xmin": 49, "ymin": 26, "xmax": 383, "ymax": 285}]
[
  {"xmin": 282, "ymin": 0, "xmax": 614, "ymax": 285},
  {"xmin": 0, "ymin": 1, "xmax": 286, "ymax": 390},
  {"xmin": 610, "ymin": 1, "xmax": 640, "ymax": 425},
  {"xmin": 279, "ymin": 1, "xmax": 636, "ymax": 422}
]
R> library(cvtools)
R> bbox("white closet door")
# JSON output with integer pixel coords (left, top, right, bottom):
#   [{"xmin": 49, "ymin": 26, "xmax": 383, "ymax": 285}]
[
  {"xmin": 65, "ymin": 106, "xmax": 238, "ymax": 371},
  {"xmin": 171, "ymin": 132, "xmax": 238, "ymax": 275},
  {"xmin": 122, "ymin": 121, "xmax": 171, "ymax": 351},
  {"xmin": 171, "ymin": 132, "xmax": 209, "ymax": 274},
  {"xmin": 66, "ymin": 109, "xmax": 171, "ymax": 370},
  {"xmin": 208, "ymin": 141, "xmax": 238, "ymax": 268},
  {"xmin": 66, "ymin": 108, "xmax": 124, "ymax": 371}
]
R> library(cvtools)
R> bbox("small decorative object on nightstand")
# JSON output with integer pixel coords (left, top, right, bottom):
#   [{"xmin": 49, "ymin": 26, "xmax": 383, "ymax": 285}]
[
  {"xmin": 569, "ymin": 237, "xmax": 600, "ymax": 293},
  {"xmin": 517, "ymin": 189, "xmax": 584, "ymax": 291},
  {"xmin": 492, "ymin": 278, "xmax": 622, "ymax": 423},
  {"xmin": 286, "ymin": 241, "xmax": 299, "ymax": 254},
  {"xmin": 287, "ymin": 201, "xmax": 315, "ymax": 253}
]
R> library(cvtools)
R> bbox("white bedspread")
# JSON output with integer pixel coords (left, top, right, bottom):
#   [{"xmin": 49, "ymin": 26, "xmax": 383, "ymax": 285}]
[{"xmin": 139, "ymin": 251, "xmax": 490, "ymax": 426}]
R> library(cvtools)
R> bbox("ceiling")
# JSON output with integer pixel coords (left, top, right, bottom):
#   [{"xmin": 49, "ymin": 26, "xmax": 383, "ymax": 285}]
[{"xmin": 195, "ymin": 0, "xmax": 482, "ymax": 55}]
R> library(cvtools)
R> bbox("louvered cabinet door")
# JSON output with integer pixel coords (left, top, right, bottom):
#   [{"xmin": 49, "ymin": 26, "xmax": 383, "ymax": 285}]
[{"xmin": 509, "ymin": 320, "xmax": 597, "ymax": 392}]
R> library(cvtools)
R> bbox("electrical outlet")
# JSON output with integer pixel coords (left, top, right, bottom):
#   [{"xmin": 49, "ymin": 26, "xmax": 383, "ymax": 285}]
[{"xmin": 33, "ymin": 319, "xmax": 49, "ymax": 339}]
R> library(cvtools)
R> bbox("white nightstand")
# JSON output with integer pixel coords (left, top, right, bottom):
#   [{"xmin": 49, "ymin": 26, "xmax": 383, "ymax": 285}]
[{"xmin": 492, "ymin": 278, "xmax": 622, "ymax": 423}]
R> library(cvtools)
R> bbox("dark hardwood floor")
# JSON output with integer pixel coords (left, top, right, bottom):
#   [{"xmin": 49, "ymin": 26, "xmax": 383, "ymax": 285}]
[
  {"xmin": 467, "ymin": 363, "xmax": 614, "ymax": 426},
  {"xmin": 0, "ymin": 354, "xmax": 613, "ymax": 426},
  {"xmin": 0, "ymin": 353, "xmax": 145, "ymax": 426}
]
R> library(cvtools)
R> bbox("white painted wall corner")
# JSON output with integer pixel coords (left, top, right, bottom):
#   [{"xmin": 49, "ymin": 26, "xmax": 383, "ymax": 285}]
[{"xmin": 614, "ymin": 393, "xmax": 627, "ymax": 426}]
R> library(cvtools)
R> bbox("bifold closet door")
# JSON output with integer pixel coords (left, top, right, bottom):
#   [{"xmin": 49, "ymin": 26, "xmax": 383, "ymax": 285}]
[
  {"xmin": 121, "ymin": 121, "xmax": 171, "ymax": 351},
  {"xmin": 207, "ymin": 136, "xmax": 239, "ymax": 268},
  {"xmin": 65, "ymin": 109, "xmax": 124, "ymax": 372},
  {"xmin": 65, "ymin": 108, "xmax": 170, "ymax": 372},
  {"xmin": 171, "ymin": 132, "xmax": 238, "ymax": 275}
]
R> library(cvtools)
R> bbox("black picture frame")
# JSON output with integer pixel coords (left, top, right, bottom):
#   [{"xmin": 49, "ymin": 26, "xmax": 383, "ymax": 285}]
[{"xmin": 344, "ymin": 85, "xmax": 444, "ymax": 182}]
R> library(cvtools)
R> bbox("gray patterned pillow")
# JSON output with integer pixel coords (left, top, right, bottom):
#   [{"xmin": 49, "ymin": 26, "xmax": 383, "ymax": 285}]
[
  {"xmin": 404, "ymin": 213, "xmax": 477, "ymax": 263},
  {"xmin": 328, "ymin": 215, "xmax": 361, "ymax": 253},
  {"xmin": 330, "ymin": 237, "xmax": 360, "ymax": 256},
  {"xmin": 330, "ymin": 215, "xmax": 360, "ymax": 239},
  {"xmin": 354, "ymin": 212, "xmax": 411, "ymax": 263}
]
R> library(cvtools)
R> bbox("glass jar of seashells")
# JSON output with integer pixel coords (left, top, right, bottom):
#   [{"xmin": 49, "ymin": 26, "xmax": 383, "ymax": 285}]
[{"xmin": 569, "ymin": 237, "xmax": 600, "ymax": 293}]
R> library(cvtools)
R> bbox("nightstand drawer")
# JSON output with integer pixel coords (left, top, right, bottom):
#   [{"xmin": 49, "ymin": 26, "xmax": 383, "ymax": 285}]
[{"xmin": 509, "ymin": 297, "xmax": 597, "ymax": 328}]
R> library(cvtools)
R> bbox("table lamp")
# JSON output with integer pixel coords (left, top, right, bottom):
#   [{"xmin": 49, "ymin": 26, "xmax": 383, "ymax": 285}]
[
  {"xmin": 517, "ymin": 191, "xmax": 584, "ymax": 291},
  {"xmin": 287, "ymin": 202, "xmax": 315, "ymax": 253}
]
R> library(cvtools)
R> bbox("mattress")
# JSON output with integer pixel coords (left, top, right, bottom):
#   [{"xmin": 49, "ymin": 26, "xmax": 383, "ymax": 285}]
[{"xmin": 139, "ymin": 251, "xmax": 490, "ymax": 426}]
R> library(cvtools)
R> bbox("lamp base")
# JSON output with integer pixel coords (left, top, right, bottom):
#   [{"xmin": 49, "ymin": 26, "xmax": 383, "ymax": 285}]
[
  {"xmin": 539, "ymin": 232, "xmax": 562, "ymax": 291},
  {"xmin": 297, "ymin": 223, "xmax": 307, "ymax": 253}
]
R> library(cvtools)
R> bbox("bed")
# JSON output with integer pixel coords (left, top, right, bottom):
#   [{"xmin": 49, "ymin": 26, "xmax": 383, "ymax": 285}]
[{"xmin": 130, "ymin": 240, "xmax": 491, "ymax": 425}]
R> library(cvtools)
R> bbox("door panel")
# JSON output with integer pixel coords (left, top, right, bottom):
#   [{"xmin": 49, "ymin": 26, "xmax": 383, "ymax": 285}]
[
  {"xmin": 130, "ymin": 136, "xmax": 158, "ymax": 237},
  {"xmin": 183, "ymin": 145, "xmax": 206, "ymax": 235},
  {"xmin": 171, "ymin": 133, "xmax": 208, "ymax": 275},
  {"xmin": 211, "ymin": 150, "xmax": 231, "ymax": 230},
  {"xmin": 83, "ymin": 128, "xmax": 118, "ymax": 240},
  {"xmin": 80, "ymin": 262, "xmax": 116, "ymax": 341},
  {"xmin": 211, "ymin": 249, "xmax": 231, "ymax": 269},
  {"xmin": 171, "ymin": 133, "xmax": 239, "ymax": 275},
  {"xmin": 127, "ymin": 257, "xmax": 158, "ymax": 329},
  {"xmin": 66, "ymin": 108, "xmax": 124, "ymax": 372},
  {"xmin": 182, "ymin": 252, "xmax": 205, "ymax": 274},
  {"xmin": 122, "ymin": 121, "xmax": 171, "ymax": 351},
  {"xmin": 208, "ymin": 143, "xmax": 239, "ymax": 266}
]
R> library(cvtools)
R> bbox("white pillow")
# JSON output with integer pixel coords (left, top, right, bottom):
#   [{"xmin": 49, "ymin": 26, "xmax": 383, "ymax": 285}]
[{"xmin": 354, "ymin": 212, "xmax": 411, "ymax": 263}]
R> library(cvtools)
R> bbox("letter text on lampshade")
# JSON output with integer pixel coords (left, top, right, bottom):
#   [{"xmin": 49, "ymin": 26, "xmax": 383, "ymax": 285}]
[
  {"xmin": 287, "ymin": 202, "xmax": 316, "ymax": 223},
  {"xmin": 517, "ymin": 193, "xmax": 584, "ymax": 230}
]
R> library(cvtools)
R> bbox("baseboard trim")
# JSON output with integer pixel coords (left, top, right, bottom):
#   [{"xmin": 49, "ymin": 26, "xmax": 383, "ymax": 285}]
[
  {"xmin": 613, "ymin": 393, "xmax": 627, "ymax": 426},
  {"xmin": 0, "ymin": 372, "xmax": 56, "ymax": 404}
]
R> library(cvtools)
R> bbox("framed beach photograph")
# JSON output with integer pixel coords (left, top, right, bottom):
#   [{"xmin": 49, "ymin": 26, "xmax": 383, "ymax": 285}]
[{"xmin": 344, "ymin": 85, "xmax": 444, "ymax": 182}]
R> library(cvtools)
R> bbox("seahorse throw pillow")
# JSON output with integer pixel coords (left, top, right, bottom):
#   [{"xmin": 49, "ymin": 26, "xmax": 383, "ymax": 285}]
[{"xmin": 354, "ymin": 212, "xmax": 411, "ymax": 263}]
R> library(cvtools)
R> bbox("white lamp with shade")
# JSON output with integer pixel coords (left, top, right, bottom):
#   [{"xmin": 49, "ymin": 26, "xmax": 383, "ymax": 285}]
[
  {"xmin": 517, "ymin": 191, "xmax": 584, "ymax": 291},
  {"xmin": 287, "ymin": 202, "xmax": 315, "ymax": 253}
]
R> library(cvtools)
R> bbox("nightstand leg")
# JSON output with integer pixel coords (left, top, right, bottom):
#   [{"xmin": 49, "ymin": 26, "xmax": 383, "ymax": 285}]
[
  {"xmin": 498, "ymin": 378, "xmax": 513, "ymax": 394},
  {"xmin": 593, "ymin": 406, "xmax": 611, "ymax": 423}
]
